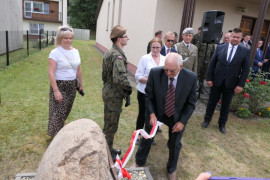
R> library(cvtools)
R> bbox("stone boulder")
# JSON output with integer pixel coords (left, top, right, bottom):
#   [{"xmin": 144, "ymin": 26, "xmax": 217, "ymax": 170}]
[{"xmin": 35, "ymin": 119, "xmax": 113, "ymax": 180}]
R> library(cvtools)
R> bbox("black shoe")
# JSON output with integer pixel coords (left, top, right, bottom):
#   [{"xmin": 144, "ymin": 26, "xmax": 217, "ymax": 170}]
[
  {"xmin": 202, "ymin": 121, "xmax": 209, "ymax": 128},
  {"xmin": 157, "ymin": 127, "xmax": 162, "ymax": 133},
  {"xmin": 111, "ymin": 148, "xmax": 121, "ymax": 155},
  {"xmin": 219, "ymin": 126, "xmax": 226, "ymax": 134},
  {"xmin": 152, "ymin": 140, "xmax": 157, "ymax": 145}
]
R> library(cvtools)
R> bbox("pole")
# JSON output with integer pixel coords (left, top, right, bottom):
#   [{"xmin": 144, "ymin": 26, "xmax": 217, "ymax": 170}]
[
  {"xmin": 27, "ymin": 31, "xmax": 29, "ymax": 55},
  {"xmin": 6, "ymin": 31, "xmax": 9, "ymax": 66},
  {"xmin": 46, "ymin": 30, "xmax": 48, "ymax": 47},
  {"xmin": 39, "ymin": 29, "xmax": 41, "ymax": 50}
]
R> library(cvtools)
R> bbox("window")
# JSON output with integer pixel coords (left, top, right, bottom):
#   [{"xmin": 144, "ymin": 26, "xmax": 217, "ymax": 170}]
[
  {"xmin": 30, "ymin": 23, "xmax": 44, "ymax": 35},
  {"xmin": 33, "ymin": 2, "xmax": 43, "ymax": 13},
  {"xmin": 44, "ymin": 3, "xmax": 49, "ymax": 14},
  {"xmin": 25, "ymin": 1, "xmax": 32, "ymax": 18},
  {"xmin": 24, "ymin": 1, "xmax": 50, "ymax": 18}
]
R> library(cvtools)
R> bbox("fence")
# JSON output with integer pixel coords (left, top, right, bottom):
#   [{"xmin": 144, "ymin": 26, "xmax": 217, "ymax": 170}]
[
  {"xmin": 73, "ymin": 28, "xmax": 90, "ymax": 41},
  {"xmin": 0, "ymin": 30, "xmax": 56, "ymax": 70}
]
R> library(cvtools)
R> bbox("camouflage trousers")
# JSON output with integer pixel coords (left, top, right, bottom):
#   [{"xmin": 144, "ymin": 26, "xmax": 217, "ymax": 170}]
[{"xmin": 102, "ymin": 97, "xmax": 123, "ymax": 151}]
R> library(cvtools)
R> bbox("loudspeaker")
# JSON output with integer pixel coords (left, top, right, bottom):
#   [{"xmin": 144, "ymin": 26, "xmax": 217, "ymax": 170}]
[{"xmin": 200, "ymin": 10, "xmax": 225, "ymax": 43}]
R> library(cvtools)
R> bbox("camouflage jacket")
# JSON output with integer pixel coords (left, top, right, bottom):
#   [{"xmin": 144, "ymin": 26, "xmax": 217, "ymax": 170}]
[
  {"xmin": 102, "ymin": 44, "xmax": 132, "ymax": 98},
  {"xmin": 177, "ymin": 42, "xmax": 198, "ymax": 74},
  {"xmin": 191, "ymin": 33, "xmax": 200, "ymax": 46}
]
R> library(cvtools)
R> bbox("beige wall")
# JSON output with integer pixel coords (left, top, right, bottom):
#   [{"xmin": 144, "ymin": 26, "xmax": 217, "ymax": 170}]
[
  {"xmin": 154, "ymin": 0, "xmax": 183, "ymax": 37},
  {"xmin": 96, "ymin": 0, "xmax": 270, "ymax": 68},
  {"xmin": 193, "ymin": 0, "xmax": 270, "ymax": 36},
  {"xmin": 96, "ymin": 0, "xmax": 157, "ymax": 66}
]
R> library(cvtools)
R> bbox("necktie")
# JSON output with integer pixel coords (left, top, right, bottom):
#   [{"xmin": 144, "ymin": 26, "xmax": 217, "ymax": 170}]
[
  {"xmin": 186, "ymin": 44, "xmax": 189, "ymax": 49},
  {"xmin": 246, "ymin": 43, "xmax": 248, "ymax": 48},
  {"xmin": 165, "ymin": 78, "xmax": 175, "ymax": 117},
  {"xmin": 227, "ymin": 46, "xmax": 234, "ymax": 64},
  {"xmin": 167, "ymin": 48, "xmax": 170, "ymax": 54}
]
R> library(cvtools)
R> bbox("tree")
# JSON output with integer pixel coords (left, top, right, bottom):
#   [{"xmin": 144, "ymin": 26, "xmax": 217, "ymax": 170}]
[{"xmin": 68, "ymin": 0, "xmax": 98, "ymax": 32}]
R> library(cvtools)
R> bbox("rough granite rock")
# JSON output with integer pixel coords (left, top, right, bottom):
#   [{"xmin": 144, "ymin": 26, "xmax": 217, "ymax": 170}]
[{"xmin": 35, "ymin": 119, "xmax": 113, "ymax": 180}]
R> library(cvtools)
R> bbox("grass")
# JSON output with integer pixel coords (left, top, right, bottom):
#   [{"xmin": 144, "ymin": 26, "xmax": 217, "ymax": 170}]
[{"xmin": 0, "ymin": 40, "xmax": 269, "ymax": 180}]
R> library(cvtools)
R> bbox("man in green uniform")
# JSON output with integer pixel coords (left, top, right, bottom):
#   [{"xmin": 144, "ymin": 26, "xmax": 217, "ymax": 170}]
[
  {"xmin": 102, "ymin": 25, "xmax": 132, "ymax": 160},
  {"xmin": 191, "ymin": 27, "xmax": 201, "ymax": 46}
]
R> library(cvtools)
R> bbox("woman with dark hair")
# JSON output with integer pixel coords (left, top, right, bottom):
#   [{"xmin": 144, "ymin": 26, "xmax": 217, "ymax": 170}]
[
  {"xmin": 135, "ymin": 37, "xmax": 165, "ymax": 144},
  {"xmin": 48, "ymin": 25, "xmax": 83, "ymax": 136}
]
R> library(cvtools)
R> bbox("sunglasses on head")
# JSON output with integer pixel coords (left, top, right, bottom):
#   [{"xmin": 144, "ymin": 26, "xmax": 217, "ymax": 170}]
[
  {"xmin": 167, "ymin": 39, "xmax": 174, "ymax": 42},
  {"xmin": 60, "ymin": 28, "xmax": 72, "ymax": 32}
]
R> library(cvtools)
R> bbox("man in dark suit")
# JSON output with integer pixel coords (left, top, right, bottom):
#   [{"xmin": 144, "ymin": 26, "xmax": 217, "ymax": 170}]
[
  {"xmin": 252, "ymin": 39, "xmax": 264, "ymax": 75},
  {"xmin": 202, "ymin": 28, "xmax": 250, "ymax": 134},
  {"xmin": 135, "ymin": 53, "xmax": 197, "ymax": 180},
  {"xmin": 160, "ymin": 31, "xmax": 177, "ymax": 56}
]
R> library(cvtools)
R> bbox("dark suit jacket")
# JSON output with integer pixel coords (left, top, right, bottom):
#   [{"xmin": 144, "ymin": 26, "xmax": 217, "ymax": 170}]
[
  {"xmin": 252, "ymin": 49, "xmax": 264, "ymax": 72},
  {"xmin": 145, "ymin": 67, "xmax": 197, "ymax": 125},
  {"xmin": 160, "ymin": 46, "xmax": 177, "ymax": 56},
  {"xmin": 207, "ymin": 43, "xmax": 250, "ymax": 89}
]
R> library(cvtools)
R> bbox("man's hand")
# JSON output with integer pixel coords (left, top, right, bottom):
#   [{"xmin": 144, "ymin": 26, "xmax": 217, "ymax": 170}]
[
  {"xmin": 258, "ymin": 62, "xmax": 263, "ymax": 67},
  {"xmin": 264, "ymin": 59, "xmax": 268, "ymax": 63},
  {"xmin": 172, "ymin": 122, "xmax": 184, "ymax": 133},
  {"xmin": 207, "ymin": 81, "xmax": 213, "ymax": 87},
  {"xmin": 234, "ymin": 86, "xmax": 243, "ymax": 94},
  {"xmin": 150, "ymin": 113, "xmax": 157, "ymax": 125}
]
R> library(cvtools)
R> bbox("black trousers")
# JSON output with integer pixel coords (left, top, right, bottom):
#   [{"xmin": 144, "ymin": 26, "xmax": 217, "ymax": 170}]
[
  {"xmin": 135, "ymin": 114, "xmax": 185, "ymax": 173},
  {"xmin": 204, "ymin": 81, "xmax": 234, "ymax": 127},
  {"xmin": 136, "ymin": 90, "xmax": 146, "ymax": 130}
]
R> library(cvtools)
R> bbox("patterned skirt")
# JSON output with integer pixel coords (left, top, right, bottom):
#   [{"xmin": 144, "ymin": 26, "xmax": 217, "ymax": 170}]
[{"xmin": 48, "ymin": 80, "xmax": 76, "ymax": 136}]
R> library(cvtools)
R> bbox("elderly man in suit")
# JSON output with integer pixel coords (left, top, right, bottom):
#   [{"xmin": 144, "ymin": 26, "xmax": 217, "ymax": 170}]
[
  {"xmin": 262, "ymin": 41, "xmax": 270, "ymax": 79},
  {"xmin": 240, "ymin": 34, "xmax": 251, "ymax": 49},
  {"xmin": 202, "ymin": 28, "xmax": 250, "ymax": 134},
  {"xmin": 135, "ymin": 53, "xmax": 197, "ymax": 180},
  {"xmin": 177, "ymin": 27, "xmax": 198, "ymax": 73},
  {"xmin": 160, "ymin": 31, "xmax": 177, "ymax": 56}
]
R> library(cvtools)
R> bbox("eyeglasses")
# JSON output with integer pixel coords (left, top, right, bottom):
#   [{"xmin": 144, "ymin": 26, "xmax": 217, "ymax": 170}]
[
  {"xmin": 60, "ymin": 28, "xmax": 72, "ymax": 32},
  {"xmin": 164, "ymin": 68, "xmax": 179, "ymax": 73},
  {"xmin": 166, "ymin": 39, "xmax": 174, "ymax": 43},
  {"xmin": 151, "ymin": 47, "xmax": 161, "ymax": 49}
]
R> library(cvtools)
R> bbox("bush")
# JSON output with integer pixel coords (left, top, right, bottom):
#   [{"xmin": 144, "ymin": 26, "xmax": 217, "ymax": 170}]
[
  {"xmin": 243, "ymin": 72, "xmax": 270, "ymax": 114},
  {"xmin": 231, "ymin": 92, "xmax": 244, "ymax": 112},
  {"xmin": 235, "ymin": 108, "xmax": 252, "ymax": 118},
  {"xmin": 259, "ymin": 106, "xmax": 270, "ymax": 118}
]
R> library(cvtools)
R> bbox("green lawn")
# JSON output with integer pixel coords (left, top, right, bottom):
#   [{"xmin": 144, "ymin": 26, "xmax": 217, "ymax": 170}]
[{"xmin": 0, "ymin": 40, "xmax": 269, "ymax": 180}]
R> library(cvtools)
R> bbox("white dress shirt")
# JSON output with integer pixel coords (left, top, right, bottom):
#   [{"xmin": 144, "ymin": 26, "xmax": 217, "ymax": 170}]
[
  {"xmin": 135, "ymin": 53, "xmax": 166, "ymax": 93},
  {"xmin": 227, "ymin": 43, "xmax": 239, "ymax": 62}
]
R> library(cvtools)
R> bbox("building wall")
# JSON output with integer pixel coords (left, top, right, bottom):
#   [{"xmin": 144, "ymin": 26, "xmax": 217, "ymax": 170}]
[
  {"xmin": 23, "ymin": 20, "xmax": 61, "ymax": 32},
  {"xmin": 154, "ymin": 0, "xmax": 184, "ymax": 36},
  {"xmin": 192, "ymin": 0, "xmax": 270, "ymax": 37},
  {"xmin": 0, "ymin": 0, "xmax": 23, "ymax": 54},
  {"xmin": 96, "ymin": 0, "xmax": 270, "ymax": 70},
  {"xmin": 96, "ymin": 0, "xmax": 157, "ymax": 67}
]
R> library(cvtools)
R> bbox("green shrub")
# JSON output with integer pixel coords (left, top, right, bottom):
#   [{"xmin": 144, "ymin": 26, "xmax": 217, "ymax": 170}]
[
  {"xmin": 235, "ymin": 108, "xmax": 252, "ymax": 118},
  {"xmin": 259, "ymin": 106, "xmax": 270, "ymax": 118},
  {"xmin": 243, "ymin": 72, "xmax": 270, "ymax": 114}
]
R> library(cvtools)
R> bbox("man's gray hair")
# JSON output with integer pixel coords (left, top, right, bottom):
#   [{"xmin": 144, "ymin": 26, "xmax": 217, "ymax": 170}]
[
  {"xmin": 182, "ymin": 27, "xmax": 194, "ymax": 34},
  {"xmin": 166, "ymin": 53, "xmax": 183, "ymax": 66}
]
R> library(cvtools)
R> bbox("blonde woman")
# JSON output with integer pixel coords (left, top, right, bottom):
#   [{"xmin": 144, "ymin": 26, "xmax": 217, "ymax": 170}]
[{"xmin": 48, "ymin": 25, "xmax": 83, "ymax": 136}]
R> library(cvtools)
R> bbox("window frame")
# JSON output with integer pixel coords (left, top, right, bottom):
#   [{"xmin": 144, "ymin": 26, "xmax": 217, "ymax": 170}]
[
  {"xmin": 24, "ymin": 1, "xmax": 50, "ymax": 18},
  {"xmin": 29, "ymin": 23, "xmax": 45, "ymax": 35}
]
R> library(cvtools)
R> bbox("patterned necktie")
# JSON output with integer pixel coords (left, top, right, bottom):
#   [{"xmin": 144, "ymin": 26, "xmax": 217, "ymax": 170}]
[
  {"xmin": 165, "ymin": 78, "xmax": 175, "ymax": 117},
  {"xmin": 187, "ymin": 44, "xmax": 189, "ymax": 49},
  {"xmin": 227, "ymin": 46, "xmax": 234, "ymax": 64},
  {"xmin": 167, "ymin": 48, "xmax": 170, "ymax": 54},
  {"xmin": 246, "ymin": 43, "xmax": 248, "ymax": 48}
]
